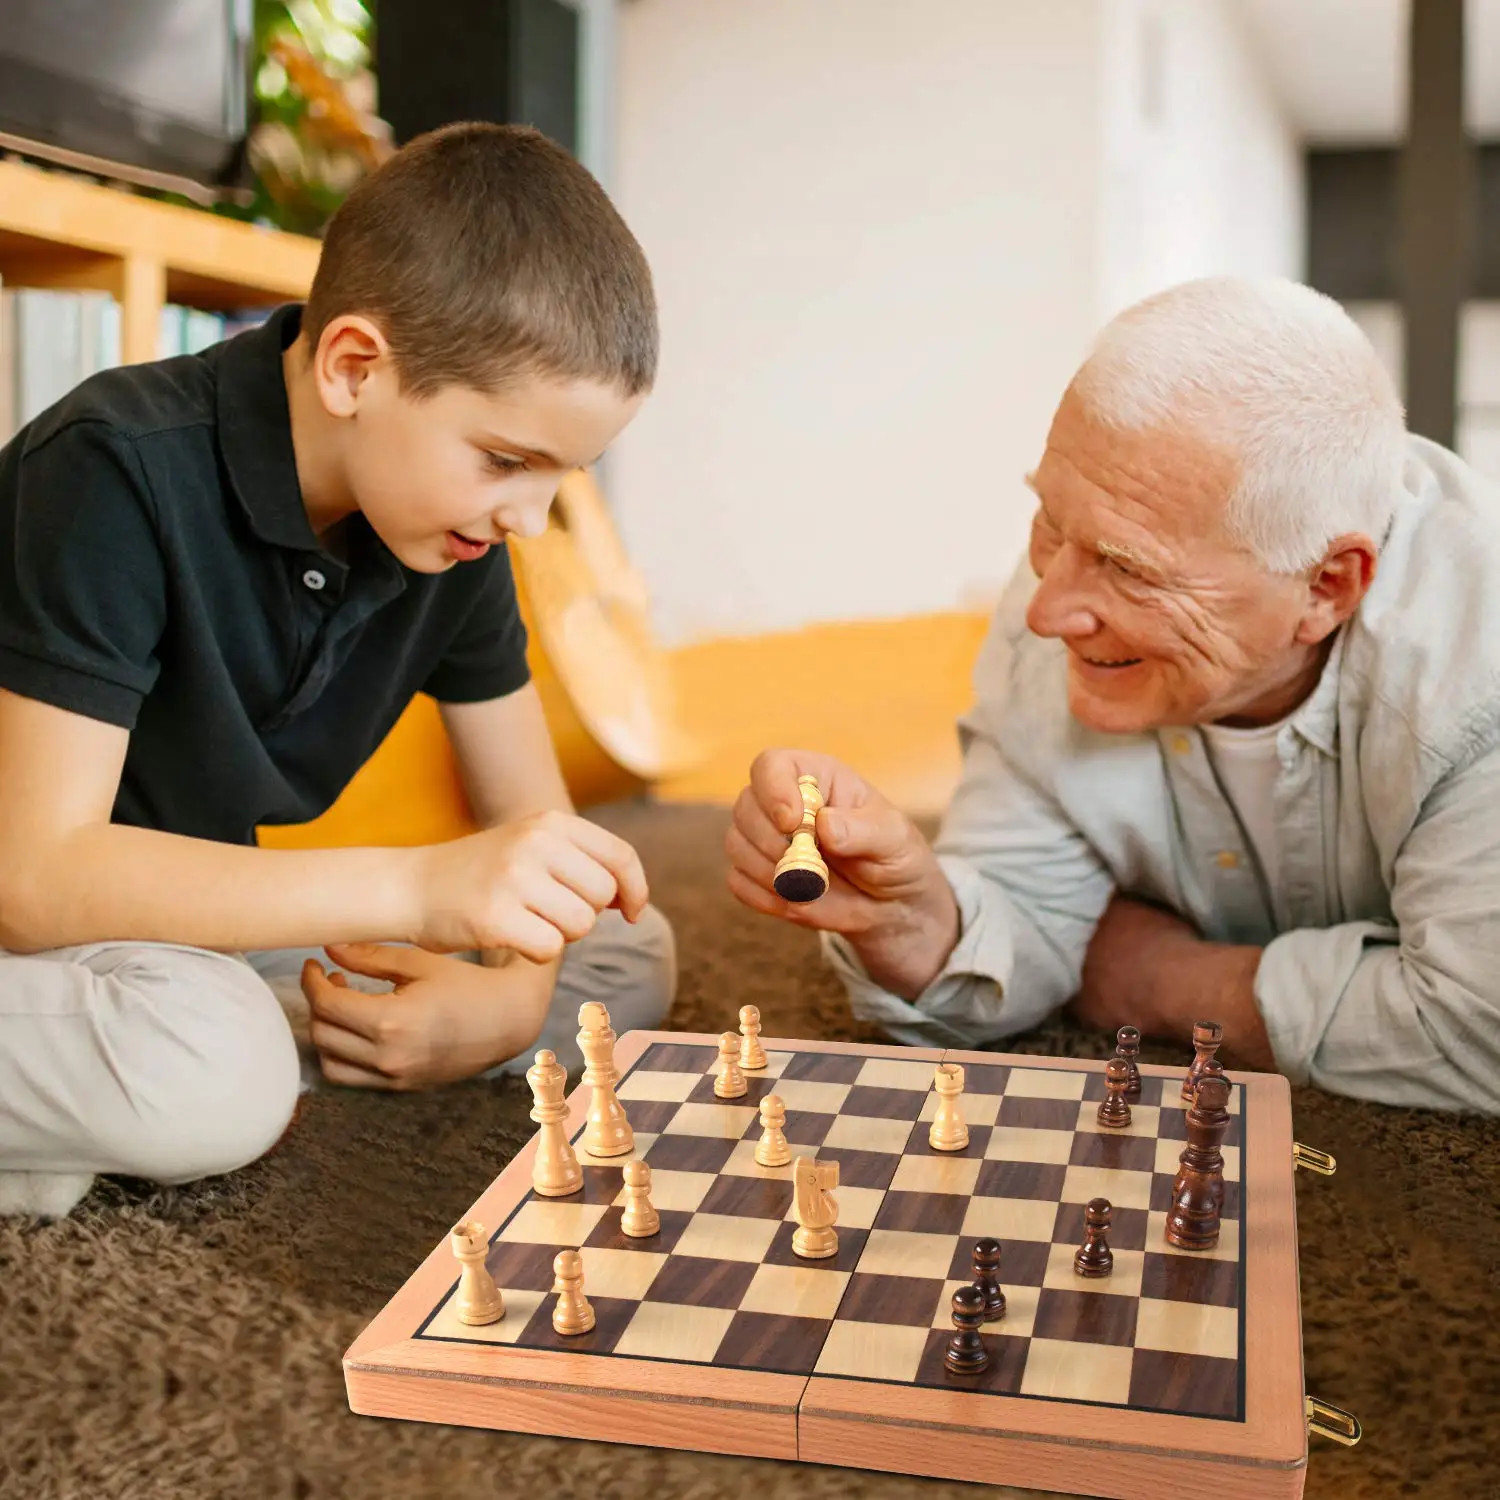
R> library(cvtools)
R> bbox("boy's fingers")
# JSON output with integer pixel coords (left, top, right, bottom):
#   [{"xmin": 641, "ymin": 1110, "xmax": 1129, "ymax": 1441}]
[
  {"xmin": 554, "ymin": 819, "xmax": 650, "ymax": 921},
  {"xmin": 302, "ymin": 959, "xmax": 387, "ymax": 1041},
  {"xmin": 318, "ymin": 1054, "xmax": 399, "ymax": 1091},
  {"xmin": 309, "ymin": 1015, "xmax": 382, "ymax": 1071},
  {"xmin": 323, "ymin": 941, "xmax": 432, "ymax": 984}
]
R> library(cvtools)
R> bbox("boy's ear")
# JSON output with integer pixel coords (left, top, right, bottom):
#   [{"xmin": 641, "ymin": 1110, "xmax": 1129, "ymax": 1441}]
[{"xmin": 312, "ymin": 315, "xmax": 391, "ymax": 418}]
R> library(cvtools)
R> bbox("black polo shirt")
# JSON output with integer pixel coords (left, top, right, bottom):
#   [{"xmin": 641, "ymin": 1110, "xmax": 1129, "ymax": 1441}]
[{"xmin": 0, "ymin": 304, "xmax": 531, "ymax": 844}]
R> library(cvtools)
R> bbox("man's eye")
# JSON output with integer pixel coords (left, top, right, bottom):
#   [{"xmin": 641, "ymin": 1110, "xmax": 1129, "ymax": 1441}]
[
  {"xmin": 1103, "ymin": 554, "xmax": 1136, "ymax": 579},
  {"xmin": 485, "ymin": 452, "xmax": 527, "ymax": 475}
]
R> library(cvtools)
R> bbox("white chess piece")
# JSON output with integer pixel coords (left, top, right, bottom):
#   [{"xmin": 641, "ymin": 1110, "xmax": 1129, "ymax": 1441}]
[
  {"xmin": 528, "ymin": 1049, "xmax": 583, "ymax": 1197},
  {"xmin": 929, "ymin": 1063, "xmax": 969, "ymax": 1152},
  {"xmin": 715, "ymin": 1031, "xmax": 748, "ymax": 1098},
  {"xmin": 739, "ymin": 1005, "xmax": 768, "ymax": 1070},
  {"xmin": 450, "ymin": 1219, "xmax": 504, "ymax": 1326},
  {"xmin": 578, "ymin": 1002, "xmax": 633, "ymax": 1157},
  {"xmin": 619, "ymin": 1159, "xmax": 660, "ymax": 1238}
]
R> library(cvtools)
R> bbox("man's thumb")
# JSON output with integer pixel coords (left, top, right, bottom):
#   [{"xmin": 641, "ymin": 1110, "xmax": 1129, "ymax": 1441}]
[{"xmin": 818, "ymin": 802, "xmax": 905, "ymax": 860}]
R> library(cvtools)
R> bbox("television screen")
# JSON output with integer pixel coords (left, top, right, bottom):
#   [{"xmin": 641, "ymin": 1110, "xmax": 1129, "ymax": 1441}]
[{"xmin": 0, "ymin": 0, "xmax": 251, "ymax": 187}]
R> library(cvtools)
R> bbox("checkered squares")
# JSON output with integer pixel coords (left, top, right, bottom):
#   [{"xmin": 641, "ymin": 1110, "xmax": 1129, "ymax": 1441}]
[{"xmin": 418, "ymin": 1041, "xmax": 1246, "ymax": 1421}]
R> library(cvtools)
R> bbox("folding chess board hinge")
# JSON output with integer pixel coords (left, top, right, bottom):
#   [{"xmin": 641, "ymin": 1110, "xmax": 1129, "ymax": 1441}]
[
  {"xmin": 1292, "ymin": 1142, "xmax": 1337, "ymax": 1175},
  {"xmin": 1305, "ymin": 1395, "xmax": 1362, "ymax": 1446}
]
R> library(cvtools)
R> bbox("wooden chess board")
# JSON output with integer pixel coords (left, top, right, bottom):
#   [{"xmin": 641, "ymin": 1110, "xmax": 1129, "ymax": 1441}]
[{"xmin": 344, "ymin": 1033, "xmax": 1307, "ymax": 1500}]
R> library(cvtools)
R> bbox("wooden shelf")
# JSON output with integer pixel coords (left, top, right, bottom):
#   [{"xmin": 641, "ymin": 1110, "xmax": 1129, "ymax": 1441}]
[{"xmin": 0, "ymin": 156, "xmax": 320, "ymax": 361}]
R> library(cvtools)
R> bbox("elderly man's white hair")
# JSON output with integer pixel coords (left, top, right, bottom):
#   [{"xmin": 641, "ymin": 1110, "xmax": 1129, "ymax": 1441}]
[{"xmin": 1071, "ymin": 276, "xmax": 1407, "ymax": 574}]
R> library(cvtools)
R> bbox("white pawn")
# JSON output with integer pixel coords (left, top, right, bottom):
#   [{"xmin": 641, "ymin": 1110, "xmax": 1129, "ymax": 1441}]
[
  {"xmin": 619, "ymin": 1159, "xmax": 660, "ymax": 1238},
  {"xmin": 714, "ymin": 1031, "xmax": 748, "ymax": 1098},
  {"xmin": 739, "ymin": 1005, "xmax": 768, "ymax": 1070},
  {"xmin": 552, "ymin": 1249, "xmax": 595, "ymax": 1336},
  {"xmin": 450, "ymin": 1219, "xmax": 504, "ymax": 1326},
  {"xmin": 755, "ymin": 1094, "xmax": 792, "ymax": 1167},
  {"xmin": 929, "ymin": 1062, "xmax": 969, "ymax": 1152}
]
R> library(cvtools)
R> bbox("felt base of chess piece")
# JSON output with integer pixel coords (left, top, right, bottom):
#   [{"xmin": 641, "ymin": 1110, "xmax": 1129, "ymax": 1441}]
[
  {"xmin": 791, "ymin": 1224, "xmax": 838, "ymax": 1259},
  {"xmin": 772, "ymin": 862, "xmax": 828, "ymax": 903},
  {"xmin": 972, "ymin": 1237, "xmax": 1007, "ymax": 1322},
  {"xmin": 944, "ymin": 1285, "xmax": 990, "ymax": 1375}
]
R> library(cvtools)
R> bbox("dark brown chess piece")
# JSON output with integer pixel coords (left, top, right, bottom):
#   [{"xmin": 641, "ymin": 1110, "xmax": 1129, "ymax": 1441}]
[
  {"xmin": 971, "ymin": 1238, "xmax": 1006, "ymax": 1322},
  {"xmin": 1181, "ymin": 1018, "xmax": 1226, "ymax": 1101},
  {"xmin": 1074, "ymin": 1198, "xmax": 1114, "ymax": 1276},
  {"xmin": 1097, "ymin": 1057, "xmax": 1133, "ymax": 1128},
  {"xmin": 1165, "ymin": 1074, "xmax": 1232, "ymax": 1250},
  {"xmin": 944, "ymin": 1285, "xmax": 990, "ymax": 1375},
  {"xmin": 1115, "ymin": 1025, "xmax": 1142, "ymax": 1102}
]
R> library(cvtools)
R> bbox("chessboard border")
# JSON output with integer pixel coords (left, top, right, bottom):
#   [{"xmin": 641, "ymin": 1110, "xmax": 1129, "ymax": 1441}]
[{"xmin": 343, "ymin": 1032, "xmax": 1307, "ymax": 1491}]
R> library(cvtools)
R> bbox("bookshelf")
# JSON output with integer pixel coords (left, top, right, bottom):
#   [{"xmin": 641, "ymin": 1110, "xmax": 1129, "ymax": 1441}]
[{"xmin": 0, "ymin": 156, "xmax": 319, "ymax": 364}]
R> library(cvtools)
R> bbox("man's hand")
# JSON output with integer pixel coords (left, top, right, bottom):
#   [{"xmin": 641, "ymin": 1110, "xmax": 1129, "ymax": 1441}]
[
  {"xmin": 300, "ymin": 942, "xmax": 555, "ymax": 1090},
  {"xmin": 1070, "ymin": 894, "xmax": 1274, "ymax": 1068},
  {"xmin": 726, "ymin": 748, "xmax": 960, "ymax": 998}
]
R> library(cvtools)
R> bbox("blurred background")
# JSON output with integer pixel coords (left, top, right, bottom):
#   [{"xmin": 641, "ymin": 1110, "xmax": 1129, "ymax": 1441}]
[{"xmin": 0, "ymin": 0, "xmax": 1490, "ymax": 825}]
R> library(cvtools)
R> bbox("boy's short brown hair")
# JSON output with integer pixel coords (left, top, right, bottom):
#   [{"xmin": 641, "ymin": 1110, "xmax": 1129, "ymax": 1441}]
[{"xmin": 303, "ymin": 122, "xmax": 657, "ymax": 398}]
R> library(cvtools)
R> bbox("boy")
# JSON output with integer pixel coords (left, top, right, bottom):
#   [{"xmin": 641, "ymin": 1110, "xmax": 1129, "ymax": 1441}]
[{"xmin": 0, "ymin": 123, "xmax": 676, "ymax": 1220}]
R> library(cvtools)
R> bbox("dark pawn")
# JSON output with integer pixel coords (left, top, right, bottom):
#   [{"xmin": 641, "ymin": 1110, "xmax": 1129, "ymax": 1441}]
[
  {"xmin": 971, "ymin": 1238, "xmax": 1006, "ymax": 1322},
  {"xmin": 1074, "ymin": 1197, "xmax": 1114, "ymax": 1277},
  {"xmin": 1166, "ymin": 1074, "xmax": 1231, "ymax": 1250},
  {"xmin": 1182, "ymin": 1018, "xmax": 1226, "ymax": 1101},
  {"xmin": 944, "ymin": 1285, "xmax": 990, "ymax": 1375},
  {"xmin": 1115, "ymin": 1025, "xmax": 1143, "ymax": 1102},
  {"xmin": 1097, "ymin": 1057, "xmax": 1133, "ymax": 1128}
]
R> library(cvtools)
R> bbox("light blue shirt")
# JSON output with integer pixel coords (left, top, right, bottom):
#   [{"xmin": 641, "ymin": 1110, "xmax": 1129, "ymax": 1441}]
[{"xmin": 825, "ymin": 435, "xmax": 1500, "ymax": 1114}]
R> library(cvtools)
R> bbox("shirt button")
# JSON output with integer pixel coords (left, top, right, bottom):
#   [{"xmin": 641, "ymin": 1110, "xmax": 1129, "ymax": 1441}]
[
  {"xmin": 302, "ymin": 568, "xmax": 326, "ymax": 591},
  {"xmin": 1216, "ymin": 850, "xmax": 1240, "ymax": 869},
  {"xmin": 1171, "ymin": 734, "xmax": 1191, "ymax": 755}
]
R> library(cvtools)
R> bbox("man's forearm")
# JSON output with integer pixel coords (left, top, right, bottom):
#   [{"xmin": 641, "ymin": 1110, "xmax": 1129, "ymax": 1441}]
[
  {"xmin": 2, "ymin": 822, "xmax": 425, "ymax": 954},
  {"xmin": 1153, "ymin": 941, "xmax": 1272, "ymax": 1069}
]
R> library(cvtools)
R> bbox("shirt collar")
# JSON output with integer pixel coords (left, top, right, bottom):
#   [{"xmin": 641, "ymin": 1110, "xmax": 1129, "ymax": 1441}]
[{"xmin": 1288, "ymin": 627, "xmax": 1346, "ymax": 756}]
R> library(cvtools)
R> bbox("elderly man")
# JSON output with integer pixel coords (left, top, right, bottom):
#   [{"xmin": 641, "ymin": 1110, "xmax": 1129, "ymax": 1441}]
[{"xmin": 729, "ymin": 275, "xmax": 1498, "ymax": 1114}]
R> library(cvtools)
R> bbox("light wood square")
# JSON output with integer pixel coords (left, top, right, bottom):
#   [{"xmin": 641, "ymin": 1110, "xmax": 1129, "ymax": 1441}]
[
  {"xmin": 1061, "ymin": 1165, "xmax": 1154, "ymax": 1211},
  {"xmin": 579, "ymin": 1246, "xmax": 669, "ymax": 1300},
  {"xmin": 823, "ymin": 1115, "xmax": 916, "ymax": 1154},
  {"xmin": 740, "ymin": 1262, "xmax": 850, "ymax": 1320},
  {"xmin": 614, "ymin": 1301, "xmax": 735, "ymax": 1362},
  {"xmin": 782, "ymin": 1183, "xmax": 884, "ymax": 1231},
  {"xmin": 672, "ymin": 1212, "xmax": 781, "ymax": 1263},
  {"xmin": 579, "ymin": 1132, "xmax": 656, "ymax": 1168},
  {"xmin": 617, "ymin": 1070, "xmax": 698, "ymax": 1103},
  {"xmin": 610, "ymin": 1168, "xmax": 716, "ymax": 1214},
  {"xmin": 889, "ymin": 1153, "xmax": 983, "ymax": 1197},
  {"xmin": 499, "ymin": 1200, "xmax": 609, "ymax": 1247},
  {"xmin": 960, "ymin": 1195, "xmax": 1059, "ymax": 1243},
  {"xmin": 1003, "ymin": 1069, "xmax": 1087, "ymax": 1101},
  {"xmin": 985, "ymin": 1126, "xmax": 1076, "ymax": 1165},
  {"xmin": 815, "ymin": 1319, "xmax": 928, "ymax": 1381},
  {"xmin": 855, "ymin": 1058, "xmax": 939, "ymax": 1092},
  {"xmin": 720, "ymin": 1139, "xmax": 796, "ymax": 1180},
  {"xmin": 1075, "ymin": 1102, "xmax": 1162, "ymax": 1138},
  {"xmin": 1159, "ymin": 1082, "xmax": 1241, "ymax": 1114},
  {"xmin": 770, "ymin": 1079, "xmax": 852, "ymax": 1115},
  {"xmin": 1153, "ymin": 1136, "xmax": 1241, "ymax": 1182},
  {"xmin": 855, "ymin": 1229, "xmax": 960, "ymax": 1280},
  {"xmin": 1134, "ymin": 1296, "xmax": 1239, "ymax": 1360},
  {"xmin": 662, "ymin": 1102, "xmax": 760, "ymax": 1139},
  {"xmin": 932, "ymin": 1279, "xmax": 1040, "ymax": 1339},
  {"xmin": 918, "ymin": 1090, "xmax": 1002, "ymax": 1127},
  {"xmin": 740, "ymin": 1050, "xmax": 794, "ymax": 1079},
  {"xmin": 424, "ymin": 1287, "xmax": 547, "ymax": 1344},
  {"xmin": 1021, "ymin": 1338, "xmax": 1134, "ymax": 1403},
  {"xmin": 1043, "ymin": 1242, "xmax": 1145, "ymax": 1298},
  {"xmin": 1147, "ymin": 1211, "xmax": 1241, "ymax": 1262}
]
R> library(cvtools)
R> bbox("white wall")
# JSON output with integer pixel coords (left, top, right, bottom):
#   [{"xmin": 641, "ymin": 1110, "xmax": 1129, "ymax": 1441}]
[{"xmin": 610, "ymin": 0, "xmax": 1302, "ymax": 644}]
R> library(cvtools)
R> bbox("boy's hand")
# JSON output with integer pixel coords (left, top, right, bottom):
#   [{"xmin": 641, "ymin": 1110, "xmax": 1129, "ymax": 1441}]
[
  {"xmin": 726, "ymin": 748, "xmax": 961, "ymax": 997},
  {"xmin": 414, "ymin": 810, "xmax": 647, "ymax": 959},
  {"xmin": 300, "ymin": 942, "xmax": 554, "ymax": 1089}
]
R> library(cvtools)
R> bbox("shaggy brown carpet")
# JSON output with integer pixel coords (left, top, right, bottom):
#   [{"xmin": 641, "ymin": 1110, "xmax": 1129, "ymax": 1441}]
[{"xmin": 2, "ymin": 801, "xmax": 1497, "ymax": 1500}]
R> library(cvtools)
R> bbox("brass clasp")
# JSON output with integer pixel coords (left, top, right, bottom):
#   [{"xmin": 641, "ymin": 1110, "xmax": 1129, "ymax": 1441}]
[
  {"xmin": 1305, "ymin": 1396, "xmax": 1362, "ymax": 1446},
  {"xmin": 1293, "ymin": 1142, "xmax": 1337, "ymax": 1175}
]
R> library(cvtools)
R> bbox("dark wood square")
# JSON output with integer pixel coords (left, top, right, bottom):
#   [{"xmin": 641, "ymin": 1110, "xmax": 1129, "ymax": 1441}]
[
  {"xmin": 974, "ymin": 1159, "xmax": 1068, "ymax": 1201},
  {"xmin": 1149, "ymin": 1173, "xmax": 1242, "ymax": 1220},
  {"xmin": 635, "ymin": 1042, "xmax": 719, "ymax": 1075},
  {"xmin": 913, "ymin": 1327, "xmax": 1031, "ymax": 1394},
  {"xmin": 1128, "ymin": 1348, "xmax": 1241, "ymax": 1419},
  {"xmin": 763, "ymin": 1219, "xmax": 869, "ymax": 1273},
  {"xmin": 946, "ymin": 1236, "xmax": 1051, "ymax": 1287},
  {"xmin": 1069, "ymin": 1132, "xmax": 1159, "ymax": 1172},
  {"xmin": 1052, "ymin": 1202, "xmax": 1150, "ymax": 1252},
  {"xmin": 817, "ymin": 1147, "xmax": 902, "ymax": 1190},
  {"xmin": 642, "ymin": 1132, "xmax": 738, "ymax": 1174},
  {"xmin": 621, "ymin": 1098, "xmax": 684, "ymax": 1134},
  {"xmin": 715, "ymin": 1311, "xmax": 831, "ymax": 1375},
  {"xmin": 687, "ymin": 1072, "xmax": 780, "ymax": 1107},
  {"xmin": 1082, "ymin": 1070, "xmax": 1164, "ymax": 1105},
  {"xmin": 873, "ymin": 1190, "xmax": 970, "ymax": 1235},
  {"xmin": 739, "ymin": 1108, "xmax": 835, "ymax": 1148},
  {"xmin": 583, "ymin": 1206, "xmax": 695, "ymax": 1255},
  {"xmin": 643, "ymin": 1253, "xmax": 757, "ymax": 1308},
  {"xmin": 517, "ymin": 1293, "xmax": 639, "ymax": 1354},
  {"xmin": 1157, "ymin": 1106, "xmax": 1243, "ymax": 1148},
  {"xmin": 958, "ymin": 1063, "xmax": 1010, "ymax": 1096},
  {"xmin": 1032, "ymin": 1288, "xmax": 1139, "ymax": 1346},
  {"xmin": 835, "ymin": 1272, "xmax": 948, "ymax": 1326},
  {"xmin": 843, "ymin": 1085, "xmax": 928, "ymax": 1121},
  {"xmin": 478, "ymin": 1240, "xmax": 560, "ymax": 1293},
  {"xmin": 1140, "ymin": 1250, "xmax": 1241, "ymax": 1307},
  {"xmin": 778, "ymin": 1051, "xmax": 866, "ymax": 1084},
  {"xmin": 903, "ymin": 1124, "xmax": 993, "ymax": 1158},
  {"xmin": 696, "ymin": 1173, "xmax": 793, "ymax": 1220},
  {"xmin": 997, "ymin": 1096, "xmax": 1081, "ymax": 1131}
]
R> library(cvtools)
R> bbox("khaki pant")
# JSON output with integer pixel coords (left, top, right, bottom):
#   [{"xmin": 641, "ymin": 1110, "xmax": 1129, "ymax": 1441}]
[{"xmin": 0, "ymin": 906, "xmax": 675, "ymax": 1202}]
